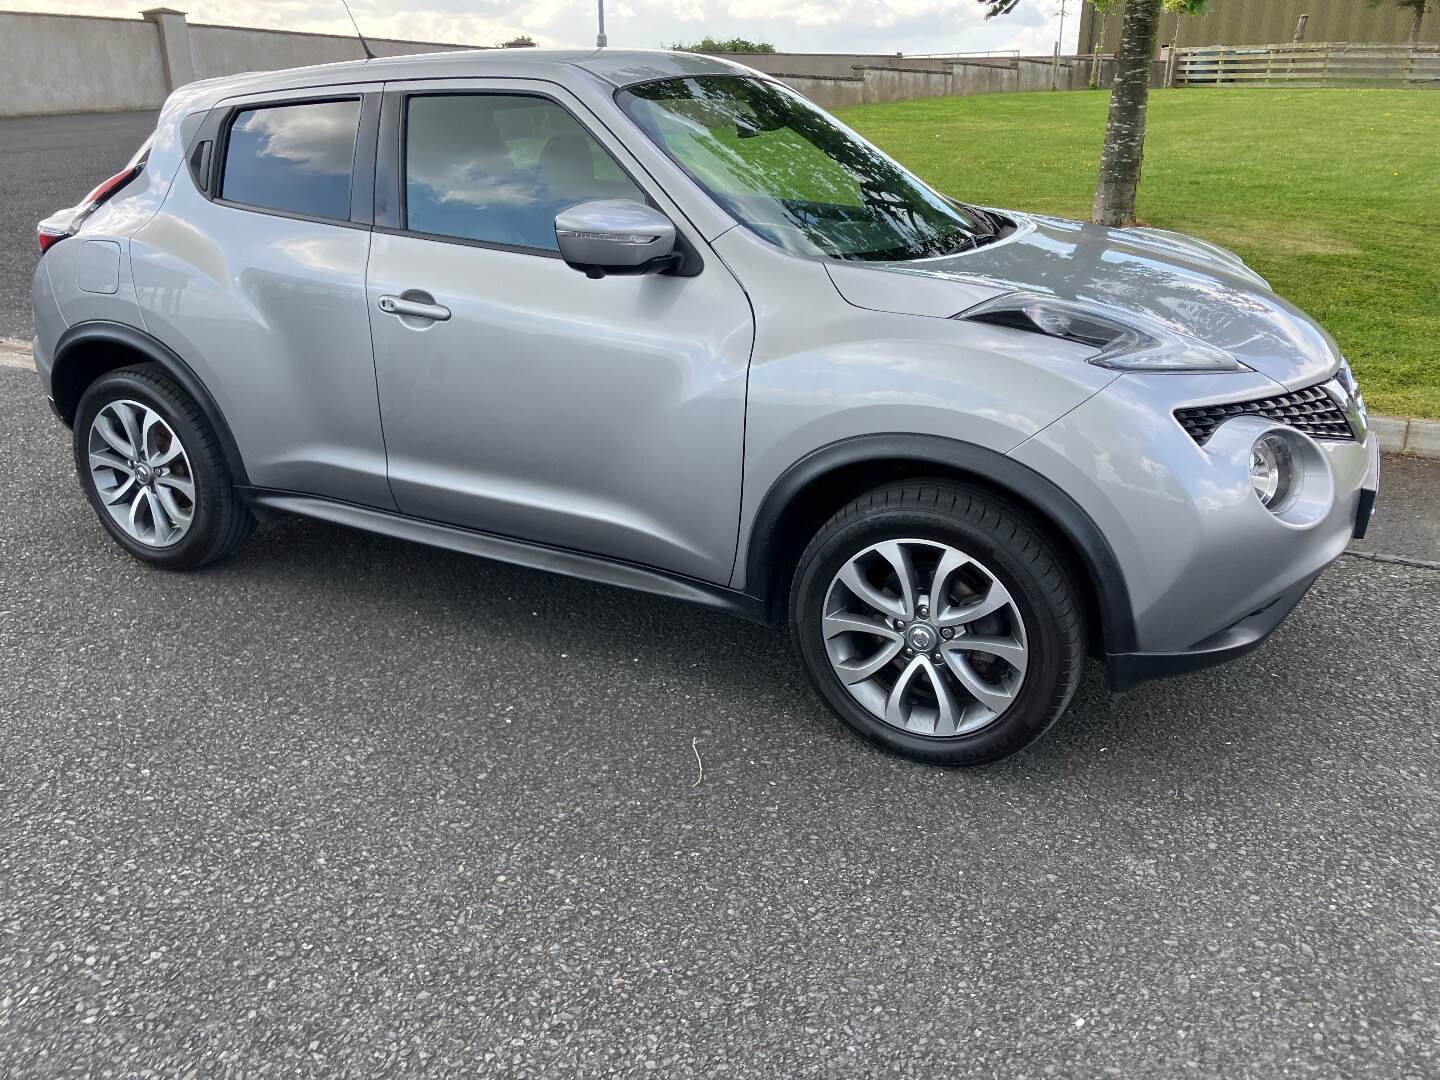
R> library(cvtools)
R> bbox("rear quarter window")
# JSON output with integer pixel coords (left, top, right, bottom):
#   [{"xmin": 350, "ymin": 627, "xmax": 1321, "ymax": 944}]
[{"xmin": 221, "ymin": 99, "xmax": 360, "ymax": 220}]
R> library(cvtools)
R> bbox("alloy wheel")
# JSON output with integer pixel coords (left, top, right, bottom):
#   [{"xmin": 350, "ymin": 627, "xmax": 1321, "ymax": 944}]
[
  {"xmin": 822, "ymin": 538, "xmax": 1029, "ymax": 737},
  {"xmin": 87, "ymin": 399, "xmax": 196, "ymax": 548}
]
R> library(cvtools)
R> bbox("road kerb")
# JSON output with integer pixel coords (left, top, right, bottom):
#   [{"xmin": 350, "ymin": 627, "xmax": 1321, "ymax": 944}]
[
  {"xmin": 1369, "ymin": 414, "xmax": 1440, "ymax": 458},
  {"xmin": 0, "ymin": 339, "xmax": 34, "ymax": 369}
]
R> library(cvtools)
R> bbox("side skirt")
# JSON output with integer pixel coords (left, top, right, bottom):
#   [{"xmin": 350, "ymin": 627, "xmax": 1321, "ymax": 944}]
[{"xmin": 239, "ymin": 488, "xmax": 771, "ymax": 626}]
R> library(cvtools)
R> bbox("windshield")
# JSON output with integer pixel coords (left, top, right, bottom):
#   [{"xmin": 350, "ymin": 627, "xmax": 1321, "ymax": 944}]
[{"xmin": 617, "ymin": 75, "xmax": 993, "ymax": 262}]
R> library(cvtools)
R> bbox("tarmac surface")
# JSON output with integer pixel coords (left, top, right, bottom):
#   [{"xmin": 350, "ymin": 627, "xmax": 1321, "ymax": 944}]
[{"xmin": 1, "ymin": 111, "xmax": 1437, "ymax": 1079}]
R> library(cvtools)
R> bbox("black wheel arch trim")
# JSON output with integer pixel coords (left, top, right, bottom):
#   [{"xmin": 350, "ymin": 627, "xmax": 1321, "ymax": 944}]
[
  {"xmin": 744, "ymin": 433, "xmax": 1138, "ymax": 655},
  {"xmin": 51, "ymin": 320, "xmax": 250, "ymax": 487}
]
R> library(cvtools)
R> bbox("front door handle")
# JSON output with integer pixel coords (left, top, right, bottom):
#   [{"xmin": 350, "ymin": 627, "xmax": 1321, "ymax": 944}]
[{"xmin": 378, "ymin": 294, "xmax": 451, "ymax": 322}]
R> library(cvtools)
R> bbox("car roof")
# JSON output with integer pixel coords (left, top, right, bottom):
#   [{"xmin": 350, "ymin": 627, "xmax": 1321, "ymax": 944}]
[{"xmin": 182, "ymin": 48, "xmax": 758, "ymax": 104}]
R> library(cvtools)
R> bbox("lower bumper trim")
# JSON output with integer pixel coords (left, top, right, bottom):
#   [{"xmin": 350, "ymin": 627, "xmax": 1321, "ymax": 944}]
[
  {"xmin": 1352, "ymin": 434, "xmax": 1381, "ymax": 539},
  {"xmin": 1353, "ymin": 488, "xmax": 1377, "ymax": 540},
  {"xmin": 1105, "ymin": 572, "xmax": 1320, "ymax": 692}
]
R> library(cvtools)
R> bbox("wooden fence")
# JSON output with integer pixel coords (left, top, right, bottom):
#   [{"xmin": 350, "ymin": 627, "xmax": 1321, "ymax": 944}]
[{"xmin": 1173, "ymin": 42, "xmax": 1440, "ymax": 88}]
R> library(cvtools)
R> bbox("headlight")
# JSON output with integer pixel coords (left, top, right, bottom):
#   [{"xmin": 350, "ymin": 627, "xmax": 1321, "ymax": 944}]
[
  {"xmin": 1334, "ymin": 356, "xmax": 1367, "ymax": 418},
  {"xmin": 1250, "ymin": 433, "xmax": 1297, "ymax": 512},
  {"xmin": 957, "ymin": 292, "xmax": 1244, "ymax": 373}
]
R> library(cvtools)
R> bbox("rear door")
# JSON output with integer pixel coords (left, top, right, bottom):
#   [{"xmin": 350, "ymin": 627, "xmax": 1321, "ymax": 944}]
[
  {"xmin": 131, "ymin": 85, "xmax": 394, "ymax": 509},
  {"xmin": 364, "ymin": 80, "xmax": 754, "ymax": 583}
]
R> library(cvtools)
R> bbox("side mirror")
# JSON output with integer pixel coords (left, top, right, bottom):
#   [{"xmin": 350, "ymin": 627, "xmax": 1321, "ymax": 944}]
[{"xmin": 555, "ymin": 200, "xmax": 679, "ymax": 279}]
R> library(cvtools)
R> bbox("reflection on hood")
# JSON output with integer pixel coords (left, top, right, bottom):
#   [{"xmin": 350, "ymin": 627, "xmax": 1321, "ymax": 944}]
[{"xmin": 844, "ymin": 214, "xmax": 1342, "ymax": 391}]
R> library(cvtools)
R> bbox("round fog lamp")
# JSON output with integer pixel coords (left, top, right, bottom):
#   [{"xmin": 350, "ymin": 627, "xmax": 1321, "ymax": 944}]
[{"xmin": 1250, "ymin": 433, "xmax": 1297, "ymax": 512}]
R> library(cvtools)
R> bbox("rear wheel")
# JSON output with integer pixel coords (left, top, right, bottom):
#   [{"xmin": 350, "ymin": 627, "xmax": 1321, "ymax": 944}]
[
  {"xmin": 73, "ymin": 365, "xmax": 254, "ymax": 569},
  {"xmin": 790, "ymin": 481, "xmax": 1085, "ymax": 766}
]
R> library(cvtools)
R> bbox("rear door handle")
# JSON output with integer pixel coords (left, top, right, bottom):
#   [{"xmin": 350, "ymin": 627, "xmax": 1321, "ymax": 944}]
[{"xmin": 378, "ymin": 294, "xmax": 451, "ymax": 322}]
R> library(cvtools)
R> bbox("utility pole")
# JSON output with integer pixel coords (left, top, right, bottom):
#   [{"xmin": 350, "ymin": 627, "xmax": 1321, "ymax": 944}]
[
  {"xmin": 1051, "ymin": 0, "xmax": 1068, "ymax": 90},
  {"xmin": 596, "ymin": 0, "xmax": 607, "ymax": 47}
]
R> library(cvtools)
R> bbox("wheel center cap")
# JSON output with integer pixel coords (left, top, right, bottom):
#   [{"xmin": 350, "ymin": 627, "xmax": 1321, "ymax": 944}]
[
  {"xmin": 135, "ymin": 463, "xmax": 153, "ymax": 484},
  {"xmin": 906, "ymin": 624, "xmax": 936, "ymax": 652}
]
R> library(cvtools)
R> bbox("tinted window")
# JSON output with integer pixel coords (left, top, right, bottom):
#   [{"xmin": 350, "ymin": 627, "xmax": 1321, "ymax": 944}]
[
  {"xmin": 222, "ymin": 99, "xmax": 360, "ymax": 220},
  {"xmin": 404, "ymin": 94, "xmax": 643, "ymax": 250}
]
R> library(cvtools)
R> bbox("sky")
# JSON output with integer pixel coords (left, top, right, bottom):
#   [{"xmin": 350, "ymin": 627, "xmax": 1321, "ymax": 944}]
[{"xmin": 1, "ymin": 1, "xmax": 1084, "ymax": 57}]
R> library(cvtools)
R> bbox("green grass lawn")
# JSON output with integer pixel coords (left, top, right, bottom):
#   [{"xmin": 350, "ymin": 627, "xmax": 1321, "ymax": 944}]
[{"xmin": 836, "ymin": 88, "xmax": 1440, "ymax": 419}]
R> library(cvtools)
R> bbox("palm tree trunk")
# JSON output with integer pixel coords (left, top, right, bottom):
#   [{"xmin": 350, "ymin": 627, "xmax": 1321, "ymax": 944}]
[
  {"xmin": 1092, "ymin": 0, "xmax": 1162, "ymax": 227},
  {"xmin": 1410, "ymin": 2, "xmax": 1427, "ymax": 46}
]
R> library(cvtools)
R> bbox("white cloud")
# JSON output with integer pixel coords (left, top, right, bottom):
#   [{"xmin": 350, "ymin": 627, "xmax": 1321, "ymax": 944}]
[{"xmin": 234, "ymin": 98, "xmax": 356, "ymax": 173}]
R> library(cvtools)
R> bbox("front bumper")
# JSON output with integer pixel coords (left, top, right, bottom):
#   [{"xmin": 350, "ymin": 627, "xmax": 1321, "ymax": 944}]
[
  {"xmin": 1010, "ymin": 369, "xmax": 1379, "ymax": 689},
  {"xmin": 1110, "ymin": 427, "xmax": 1379, "ymax": 691},
  {"xmin": 1107, "ymin": 571, "xmax": 1319, "ymax": 691}
]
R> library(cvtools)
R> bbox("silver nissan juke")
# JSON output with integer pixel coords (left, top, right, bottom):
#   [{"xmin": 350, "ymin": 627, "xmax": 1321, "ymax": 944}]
[{"xmin": 31, "ymin": 50, "xmax": 1380, "ymax": 765}]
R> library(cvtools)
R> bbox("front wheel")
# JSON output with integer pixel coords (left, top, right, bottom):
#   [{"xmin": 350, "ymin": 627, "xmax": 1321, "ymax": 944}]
[{"xmin": 790, "ymin": 482, "xmax": 1086, "ymax": 766}]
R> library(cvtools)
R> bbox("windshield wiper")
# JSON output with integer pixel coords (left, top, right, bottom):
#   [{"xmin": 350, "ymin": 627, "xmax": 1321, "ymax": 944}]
[
  {"xmin": 922, "ymin": 231, "xmax": 993, "ymax": 258},
  {"xmin": 966, "ymin": 205, "xmax": 1008, "ymax": 239}
]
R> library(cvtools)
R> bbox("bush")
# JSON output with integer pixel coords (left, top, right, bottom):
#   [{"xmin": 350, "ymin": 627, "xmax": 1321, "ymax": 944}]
[{"xmin": 670, "ymin": 36, "xmax": 777, "ymax": 54}]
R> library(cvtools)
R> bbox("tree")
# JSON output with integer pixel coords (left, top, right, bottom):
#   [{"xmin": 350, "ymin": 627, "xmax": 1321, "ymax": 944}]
[
  {"xmin": 1087, "ymin": 6, "xmax": 1110, "ymax": 88},
  {"xmin": 498, "ymin": 35, "xmax": 536, "ymax": 48},
  {"xmin": 979, "ymin": 0, "xmax": 1205, "ymax": 227},
  {"xmin": 669, "ymin": 35, "xmax": 777, "ymax": 54},
  {"xmin": 1370, "ymin": 0, "xmax": 1430, "ymax": 44}
]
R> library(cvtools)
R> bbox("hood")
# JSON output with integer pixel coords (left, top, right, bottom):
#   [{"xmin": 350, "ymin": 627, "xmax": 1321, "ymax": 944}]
[{"xmin": 826, "ymin": 214, "xmax": 1341, "ymax": 391}]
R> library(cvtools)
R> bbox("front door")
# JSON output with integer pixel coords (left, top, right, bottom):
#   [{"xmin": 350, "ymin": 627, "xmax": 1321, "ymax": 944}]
[{"xmin": 365, "ymin": 85, "xmax": 753, "ymax": 583}]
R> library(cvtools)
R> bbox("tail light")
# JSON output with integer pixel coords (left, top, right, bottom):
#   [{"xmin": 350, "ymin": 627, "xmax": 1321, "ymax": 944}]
[
  {"xmin": 36, "ymin": 224, "xmax": 69, "ymax": 254},
  {"xmin": 36, "ymin": 164, "xmax": 142, "ymax": 254}
]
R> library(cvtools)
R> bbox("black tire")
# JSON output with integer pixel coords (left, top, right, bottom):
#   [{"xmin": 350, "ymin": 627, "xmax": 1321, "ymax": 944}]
[
  {"xmin": 73, "ymin": 364, "xmax": 255, "ymax": 570},
  {"xmin": 790, "ymin": 481, "xmax": 1086, "ymax": 766}
]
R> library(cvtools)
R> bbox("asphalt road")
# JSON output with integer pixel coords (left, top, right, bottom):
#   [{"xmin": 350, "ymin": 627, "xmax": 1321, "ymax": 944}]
[
  {"xmin": 2, "ymin": 113, "xmax": 1439, "ymax": 1078},
  {"xmin": 0, "ymin": 110, "xmax": 157, "ymax": 341}
]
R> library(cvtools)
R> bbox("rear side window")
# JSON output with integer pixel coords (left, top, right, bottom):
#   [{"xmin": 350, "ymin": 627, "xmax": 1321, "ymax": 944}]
[
  {"xmin": 221, "ymin": 99, "xmax": 360, "ymax": 220},
  {"xmin": 403, "ymin": 94, "xmax": 642, "ymax": 250}
]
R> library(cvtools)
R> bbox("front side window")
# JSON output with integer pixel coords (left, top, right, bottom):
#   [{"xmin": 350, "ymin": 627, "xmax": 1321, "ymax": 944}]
[
  {"xmin": 221, "ymin": 99, "xmax": 360, "ymax": 220},
  {"xmin": 618, "ymin": 76, "xmax": 994, "ymax": 262},
  {"xmin": 404, "ymin": 94, "xmax": 644, "ymax": 251}
]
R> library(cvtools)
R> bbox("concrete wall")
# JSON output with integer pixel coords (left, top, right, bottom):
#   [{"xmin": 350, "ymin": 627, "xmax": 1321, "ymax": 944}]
[
  {"xmin": 712, "ymin": 52, "xmax": 915, "ymax": 78},
  {"xmin": 852, "ymin": 65, "xmax": 955, "ymax": 105},
  {"xmin": 0, "ymin": 10, "xmax": 1147, "ymax": 119},
  {"xmin": 769, "ymin": 73, "xmax": 870, "ymax": 109},
  {"xmin": 187, "ymin": 23, "xmax": 461, "ymax": 82},
  {"xmin": 0, "ymin": 12, "xmax": 168, "ymax": 116},
  {"xmin": 0, "ymin": 9, "xmax": 472, "ymax": 117},
  {"xmin": 763, "ymin": 57, "xmax": 1119, "ymax": 111},
  {"xmin": 695, "ymin": 47, "xmax": 1175, "ymax": 110}
]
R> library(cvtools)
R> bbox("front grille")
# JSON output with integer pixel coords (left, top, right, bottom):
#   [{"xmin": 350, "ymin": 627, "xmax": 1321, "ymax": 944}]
[{"xmin": 1175, "ymin": 383, "xmax": 1355, "ymax": 445}]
